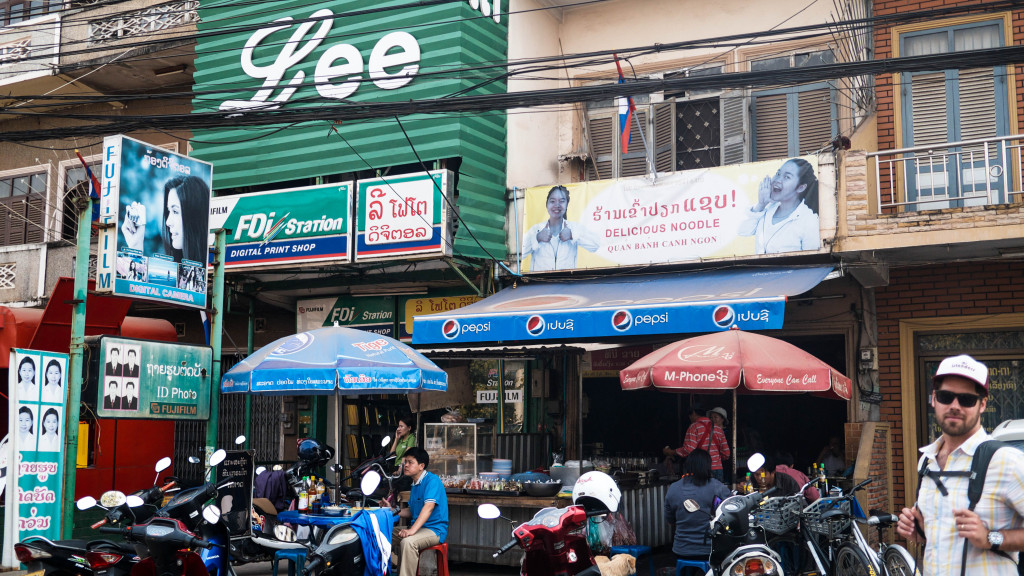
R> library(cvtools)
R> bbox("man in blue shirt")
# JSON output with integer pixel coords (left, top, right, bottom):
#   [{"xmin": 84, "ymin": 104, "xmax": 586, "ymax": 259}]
[{"xmin": 394, "ymin": 446, "xmax": 448, "ymax": 576}]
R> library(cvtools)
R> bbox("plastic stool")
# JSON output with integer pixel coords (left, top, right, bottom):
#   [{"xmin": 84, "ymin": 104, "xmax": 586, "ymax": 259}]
[
  {"xmin": 272, "ymin": 548, "xmax": 307, "ymax": 576},
  {"xmin": 610, "ymin": 545, "xmax": 654, "ymax": 576},
  {"xmin": 675, "ymin": 559, "xmax": 710, "ymax": 576},
  {"xmin": 417, "ymin": 542, "xmax": 449, "ymax": 576}
]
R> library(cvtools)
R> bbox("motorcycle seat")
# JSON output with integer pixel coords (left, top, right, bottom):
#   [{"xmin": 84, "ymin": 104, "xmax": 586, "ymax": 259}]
[
  {"xmin": 86, "ymin": 539, "xmax": 136, "ymax": 553},
  {"xmin": 819, "ymin": 509, "xmax": 849, "ymax": 522}
]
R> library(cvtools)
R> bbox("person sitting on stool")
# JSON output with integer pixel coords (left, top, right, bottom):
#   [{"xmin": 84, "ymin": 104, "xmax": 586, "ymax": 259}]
[{"xmin": 393, "ymin": 447, "xmax": 448, "ymax": 576}]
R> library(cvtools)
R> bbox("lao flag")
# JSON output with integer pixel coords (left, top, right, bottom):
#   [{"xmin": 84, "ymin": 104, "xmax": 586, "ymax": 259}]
[{"xmin": 614, "ymin": 55, "xmax": 635, "ymax": 154}]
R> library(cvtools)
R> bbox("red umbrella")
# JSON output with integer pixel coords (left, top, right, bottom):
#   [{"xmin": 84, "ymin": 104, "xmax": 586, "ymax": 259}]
[{"xmin": 619, "ymin": 329, "xmax": 852, "ymax": 400}]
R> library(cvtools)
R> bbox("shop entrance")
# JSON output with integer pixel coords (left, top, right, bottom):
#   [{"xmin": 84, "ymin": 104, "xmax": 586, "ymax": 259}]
[{"xmin": 582, "ymin": 333, "xmax": 848, "ymax": 477}]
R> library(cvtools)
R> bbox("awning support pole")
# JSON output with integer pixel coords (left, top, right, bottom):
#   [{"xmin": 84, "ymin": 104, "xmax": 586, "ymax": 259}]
[
  {"xmin": 444, "ymin": 259, "xmax": 482, "ymax": 297},
  {"xmin": 244, "ymin": 298, "xmax": 254, "ymax": 449},
  {"xmin": 61, "ymin": 196, "xmax": 92, "ymax": 538},
  {"xmin": 205, "ymin": 230, "xmax": 227, "ymax": 463},
  {"xmin": 732, "ymin": 389, "xmax": 738, "ymax": 485}
]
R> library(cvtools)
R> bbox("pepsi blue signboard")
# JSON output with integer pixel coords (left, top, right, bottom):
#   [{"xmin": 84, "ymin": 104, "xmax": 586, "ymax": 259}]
[{"xmin": 414, "ymin": 266, "xmax": 832, "ymax": 344}]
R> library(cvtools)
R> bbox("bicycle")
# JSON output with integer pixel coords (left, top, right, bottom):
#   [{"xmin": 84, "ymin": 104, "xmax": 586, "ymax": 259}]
[
  {"xmin": 856, "ymin": 510, "xmax": 916, "ymax": 576},
  {"xmin": 800, "ymin": 478, "xmax": 875, "ymax": 576}
]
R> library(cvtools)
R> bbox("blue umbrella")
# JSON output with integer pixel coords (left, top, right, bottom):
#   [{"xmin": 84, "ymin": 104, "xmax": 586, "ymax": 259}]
[{"xmin": 221, "ymin": 326, "xmax": 447, "ymax": 395}]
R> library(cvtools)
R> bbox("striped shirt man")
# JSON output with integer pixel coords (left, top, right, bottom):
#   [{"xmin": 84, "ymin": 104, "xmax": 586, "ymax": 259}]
[{"xmin": 676, "ymin": 417, "xmax": 730, "ymax": 471}]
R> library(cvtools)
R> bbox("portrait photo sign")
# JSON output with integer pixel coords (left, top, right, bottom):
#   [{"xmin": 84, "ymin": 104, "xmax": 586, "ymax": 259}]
[
  {"xmin": 96, "ymin": 337, "xmax": 212, "ymax": 420},
  {"xmin": 96, "ymin": 135, "xmax": 214, "ymax": 308},
  {"xmin": 519, "ymin": 156, "xmax": 824, "ymax": 273},
  {"xmin": 5, "ymin": 348, "xmax": 68, "ymax": 546}
]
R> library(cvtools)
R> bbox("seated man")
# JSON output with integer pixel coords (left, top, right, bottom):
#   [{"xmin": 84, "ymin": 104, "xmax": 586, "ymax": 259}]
[{"xmin": 393, "ymin": 447, "xmax": 448, "ymax": 576}]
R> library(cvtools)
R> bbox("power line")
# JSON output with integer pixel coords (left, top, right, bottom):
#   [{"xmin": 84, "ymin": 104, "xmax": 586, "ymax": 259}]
[{"xmin": 4, "ymin": 44, "xmax": 1023, "ymax": 143}]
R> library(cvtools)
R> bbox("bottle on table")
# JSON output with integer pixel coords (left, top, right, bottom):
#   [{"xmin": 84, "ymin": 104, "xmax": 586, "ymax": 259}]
[
  {"xmin": 316, "ymin": 476, "xmax": 327, "ymax": 504},
  {"xmin": 818, "ymin": 463, "xmax": 828, "ymax": 494},
  {"xmin": 299, "ymin": 476, "xmax": 310, "ymax": 511}
]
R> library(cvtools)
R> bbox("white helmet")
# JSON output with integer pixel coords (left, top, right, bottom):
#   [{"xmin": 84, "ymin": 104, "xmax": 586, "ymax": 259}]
[{"xmin": 572, "ymin": 471, "xmax": 621, "ymax": 514}]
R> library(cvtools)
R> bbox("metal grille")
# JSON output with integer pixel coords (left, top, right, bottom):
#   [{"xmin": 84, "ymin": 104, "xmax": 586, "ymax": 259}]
[
  {"xmin": 676, "ymin": 98, "xmax": 721, "ymax": 170},
  {"xmin": 0, "ymin": 262, "xmax": 14, "ymax": 289}
]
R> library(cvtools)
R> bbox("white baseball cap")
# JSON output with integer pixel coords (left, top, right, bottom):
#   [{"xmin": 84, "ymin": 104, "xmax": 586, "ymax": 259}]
[
  {"xmin": 933, "ymin": 354, "xmax": 988, "ymax": 392},
  {"xmin": 708, "ymin": 407, "xmax": 728, "ymax": 422}
]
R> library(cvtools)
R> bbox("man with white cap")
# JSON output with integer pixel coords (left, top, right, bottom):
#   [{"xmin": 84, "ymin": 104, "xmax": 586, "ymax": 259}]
[{"xmin": 896, "ymin": 354, "xmax": 1024, "ymax": 576}]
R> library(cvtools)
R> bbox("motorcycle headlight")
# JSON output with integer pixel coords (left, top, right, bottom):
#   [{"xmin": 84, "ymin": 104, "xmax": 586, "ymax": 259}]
[{"xmin": 326, "ymin": 527, "xmax": 358, "ymax": 546}]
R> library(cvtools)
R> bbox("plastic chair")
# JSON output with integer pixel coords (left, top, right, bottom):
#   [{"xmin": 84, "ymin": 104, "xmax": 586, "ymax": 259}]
[
  {"xmin": 272, "ymin": 548, "xmax": 307, "ymax": 576},
  {"xmin": 417, "ymin": 542, "xmax": 449, "ymax": 576},
  {"xmin": 675, "ymin": 558, "xmax": 710, "ymax": 576},
  {"xmin": 610, "ymin": 545, "xmax": 654, "ymax": 576}
]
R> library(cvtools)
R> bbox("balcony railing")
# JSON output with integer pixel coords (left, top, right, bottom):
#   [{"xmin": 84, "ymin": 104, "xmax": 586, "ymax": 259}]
[
  {"xmin": 88, "ymin": 0, "xmax": 197, "ymax": 44},
  {"xmin": 868, "ymin": 134, "xmax": 1024, "ymax": 213}
]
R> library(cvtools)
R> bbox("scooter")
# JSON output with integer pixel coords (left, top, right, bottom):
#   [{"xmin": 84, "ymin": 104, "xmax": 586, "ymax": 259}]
[
  {"xmin": 477, "ymin": 470, "xmax": 623, "ymax": 576},
  {"xmin": 707, "ymin": 454, "xmax": 785, "ymax": 576},
  {"xmin": 15, "ymin": 457, "xmax": 177, "ymax": 576},
  {"xmin": 97, "ymin": 505, "xmax": 226, "ymax": 576}
]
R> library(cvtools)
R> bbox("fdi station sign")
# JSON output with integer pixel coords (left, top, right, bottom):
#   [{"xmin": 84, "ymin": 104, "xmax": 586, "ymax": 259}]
[
  {"xmin": 209, "ymin": 183, "xmax": 352, "ymax": 269},
  {"xmin": 96, "ymin": 337, "xmax": 212, "ymax": 420},
  {"xmin": 96, "ymin": 135, "xmax": 213, "ymax": 308}
]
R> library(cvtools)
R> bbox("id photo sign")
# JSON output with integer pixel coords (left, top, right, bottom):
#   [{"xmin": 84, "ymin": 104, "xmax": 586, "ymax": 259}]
[{"xmin": 96, "ymin": 135, "xmax": 213, "ymax": 308}]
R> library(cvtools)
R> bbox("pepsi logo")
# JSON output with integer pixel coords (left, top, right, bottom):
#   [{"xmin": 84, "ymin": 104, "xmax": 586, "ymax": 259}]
[
  {"xmin": 442, "ymin": 319, "xmax": 461, "ymax": 340},
  {"xmin": 712, "ymin": 305, "xmax": 735, "ymax": 328},
  {"xmin": 611, "ymin": 310, "xmax": 633, "ymax": 331},
  {"xmin": 526, "ymin": 315, "xmax": 546, "ymax": 336}
]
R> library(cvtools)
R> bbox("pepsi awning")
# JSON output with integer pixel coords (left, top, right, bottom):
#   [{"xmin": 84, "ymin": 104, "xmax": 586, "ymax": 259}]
[{"xmin": 412, "ymin": 266, "xmax": 833, "ymax": 345}]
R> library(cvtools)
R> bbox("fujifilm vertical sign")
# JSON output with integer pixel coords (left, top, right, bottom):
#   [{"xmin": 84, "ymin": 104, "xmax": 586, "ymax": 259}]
[{"xmin": 191, "ymin": 0, "xmax": 509, "ymax": 191}]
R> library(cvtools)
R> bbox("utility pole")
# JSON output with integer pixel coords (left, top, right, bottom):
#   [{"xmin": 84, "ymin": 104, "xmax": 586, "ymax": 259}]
[{"xmin": 204, "ymin": 230, "xmax": 226, "ymax": 462}]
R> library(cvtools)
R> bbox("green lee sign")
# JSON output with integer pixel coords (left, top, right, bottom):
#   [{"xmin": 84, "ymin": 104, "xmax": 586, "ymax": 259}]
[{"xmin": 97, "ymin": 337, "xmax": 212, "ymax": 420}]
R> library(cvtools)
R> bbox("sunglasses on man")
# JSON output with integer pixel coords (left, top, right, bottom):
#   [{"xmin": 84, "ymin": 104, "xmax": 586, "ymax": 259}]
[{"xmin": 933, "ymin": 389, "xmax": 983, "ymax": 408}]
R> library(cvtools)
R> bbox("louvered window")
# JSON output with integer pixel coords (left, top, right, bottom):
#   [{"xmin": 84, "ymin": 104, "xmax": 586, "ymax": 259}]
[
  {"xmin": 752, "ymin": 83, "xmax": 835, "ymax": 160},
  {"xmin": 0, "ymin": 171, "xmax": 47, "ymax": 246},
  {"xmin": 899, "ymin": 19, "xmax": 1009, "ymax": 205}
]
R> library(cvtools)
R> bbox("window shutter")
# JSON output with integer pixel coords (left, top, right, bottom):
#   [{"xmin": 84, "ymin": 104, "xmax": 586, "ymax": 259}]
[
  {"xmin": 754, "ymin": 93, "xmax": 789, "ymax": 160},
  {"xmin": 797, "ymin": 87, "xmax": 833, "ymax": 154},
  {"xmin": 0, "ymin": 203, "xmax": 8, "ymax": 246},
  {"xmin": 8, "ymin": 199, "xmax": 26, "ymax": 245},
  {"xmin": 958, "ymin": 67, "xmax": 996, "ymax": 141},
  {"xmin": 653, "ymin": 102, "xmax": 674, "ymax": 173},
  {"xmin": 25, "ymin": 193, "xmax": 45, "ymax": 243},
  {"xmin": 721, "ymin": 89, "xmax": 748, "ymax": 165},
  {"xmin": 621, "ymin": 108, "xmax": 649, "ymax": 177},
  {"xmin": 910, "ymin": 72, "xmax": 948, "ymax": 147},
  {"xmin": 587, "ymin": 115, "xmax": 614, "ymax": 181}
]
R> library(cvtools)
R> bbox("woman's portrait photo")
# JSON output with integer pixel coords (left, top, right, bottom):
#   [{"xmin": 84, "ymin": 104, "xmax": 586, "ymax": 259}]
[
  {"xmin": 522, "ymin": 185, "xmax": 600, "ymax": 272},
  {"xmin": 17, "ymin": 405, "xmax": 35, "ymax": 449},
  {"xmin": 738, "ymin": 157, "xmax": 820, "ymax": 254},
  {"xmin": 41, "ymin": 358, "xmax": 64, "ymax": 404},
  {"xmin": 38, "ymin": 408, "xmax": 61, "ymax": 452},
  {"xmin": 17, "ymin": 356, "xmax": 38, "ymax": 403},
  {"xmin": 121, "ymin": 174, "xmax": 210, "ymax": 266}
]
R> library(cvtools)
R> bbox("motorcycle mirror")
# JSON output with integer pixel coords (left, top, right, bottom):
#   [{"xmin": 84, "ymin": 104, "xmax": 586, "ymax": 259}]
[
  {"xmin": 274, "ymin": 524, "xmax": 297, "ymax": 542},
  {"xmin": 99, "ymin": 490, "xmax": 127, "ymax": 508},
  {"xmin": 210, "ymin": 449, "xmax": 227, "ymax": 467},
  {"xmin": 256, "ymin": 466, "xmax": 267, "ymax": 476},
  {"xmin": 203, "ymin": 504, "xmax": 222, "ymax": 524},
  {"xmin": 126, "ymin": 495, "xmax": 145, "ymax": 508},
  {"xmin": 188, "ymin": 456, "xmax": 201, "ymax": 464},
  {"xmin": 77, "ymin": 496, "xmax": 98, "ymax": 510},
  {"xmin": 330, "ymin": 463, "xmax": 344, "ymax": 473},
  {"xmin": 477, "ymin": 503, "xmax": 501, "ymax": 520},
  {"xmin": 361, "ymin": 470, "xmax": 382, "ymax": 496},
  {"xmin": 234, "ymin": 435, "xmax": 246, "ymax": 445},
  {"xmin": 747, "ymin": 453, "xmax": 766, "ymax": 474},
  {"xmin": 155, "ymin": 457, "xmax": 172, "ymax": 473},
  {"xmin": 380, "ymin": 436, "xmax": 391, "ymax": 448}
]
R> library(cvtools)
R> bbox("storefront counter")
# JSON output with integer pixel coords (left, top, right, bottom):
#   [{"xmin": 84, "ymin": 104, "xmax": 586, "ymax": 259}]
[{"xmin": 445, "ymin": 484, "xmax": 671, "ymax": 566}]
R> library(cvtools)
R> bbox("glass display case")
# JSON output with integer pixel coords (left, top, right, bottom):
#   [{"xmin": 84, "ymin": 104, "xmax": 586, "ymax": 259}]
[{"xmin": 424, "ymin": 423, "xmax": 478, "ymax": 477}]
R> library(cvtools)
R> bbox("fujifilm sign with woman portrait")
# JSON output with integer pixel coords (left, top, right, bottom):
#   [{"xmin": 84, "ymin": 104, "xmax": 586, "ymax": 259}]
[{"xmin": 97, "ymin": 135, "xmax": 213, "ymax": 308}]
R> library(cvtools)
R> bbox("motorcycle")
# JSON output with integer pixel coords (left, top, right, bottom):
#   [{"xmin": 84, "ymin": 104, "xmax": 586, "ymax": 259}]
[
  {"xmin": 97, "ymin": 505, "xmax": 226, "ymax": 576},
  {"xmin": 707, "ymin": 454, "xmax": 785, "ymax": 576},
  {"xmin": 477, "ymin": 471, "xmax": 623, "ymax": 576},
  {"xmin": 15, "ymin": 457, "xmax": 178, "ymax": 576}
]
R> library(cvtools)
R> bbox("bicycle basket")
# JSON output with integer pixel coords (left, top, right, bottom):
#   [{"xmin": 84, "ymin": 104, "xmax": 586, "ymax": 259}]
[
  {"xmin": 801, "ymin": 497, "xmax": 852, "ymax": 539},
  {"xmin": 752, "ymin": 495, "xmax": 803, "ymax": 534}
]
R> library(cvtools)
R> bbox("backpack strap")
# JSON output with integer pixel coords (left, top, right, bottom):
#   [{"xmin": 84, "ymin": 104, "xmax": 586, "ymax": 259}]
[{"xmin": 959, "ymin": 440, "xmax": 1016, "ymax": 576}]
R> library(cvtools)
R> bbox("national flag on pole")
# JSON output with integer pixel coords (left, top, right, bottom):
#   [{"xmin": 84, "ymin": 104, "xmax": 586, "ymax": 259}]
[
  {"xmin": 74, "ymin": 149, "xmax": 101, "ymax": 222},
  {"xmin": 613, "ymin": 54, "xmax": 635, "ymax": 154}
]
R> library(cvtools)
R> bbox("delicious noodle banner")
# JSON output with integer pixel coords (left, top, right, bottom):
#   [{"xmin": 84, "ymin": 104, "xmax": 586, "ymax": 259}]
[{"xmin": 519, "ymin": 157, "xmax": 823, "ymax": 273}]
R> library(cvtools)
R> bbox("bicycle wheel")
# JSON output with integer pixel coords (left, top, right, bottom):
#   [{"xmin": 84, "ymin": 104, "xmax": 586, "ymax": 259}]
[
  {"xmin": 834, "ymin": 542, "xmax": 875, "ymax": 576},
  {"xmin": 882, "ymin": 545, "xmax": 916, "ymax": 576}
]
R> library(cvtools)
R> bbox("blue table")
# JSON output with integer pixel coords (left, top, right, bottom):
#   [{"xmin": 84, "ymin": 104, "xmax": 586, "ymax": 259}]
[{"xmin": 278, "ymin": 509, "xmax": 357, "ymax": 529}]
